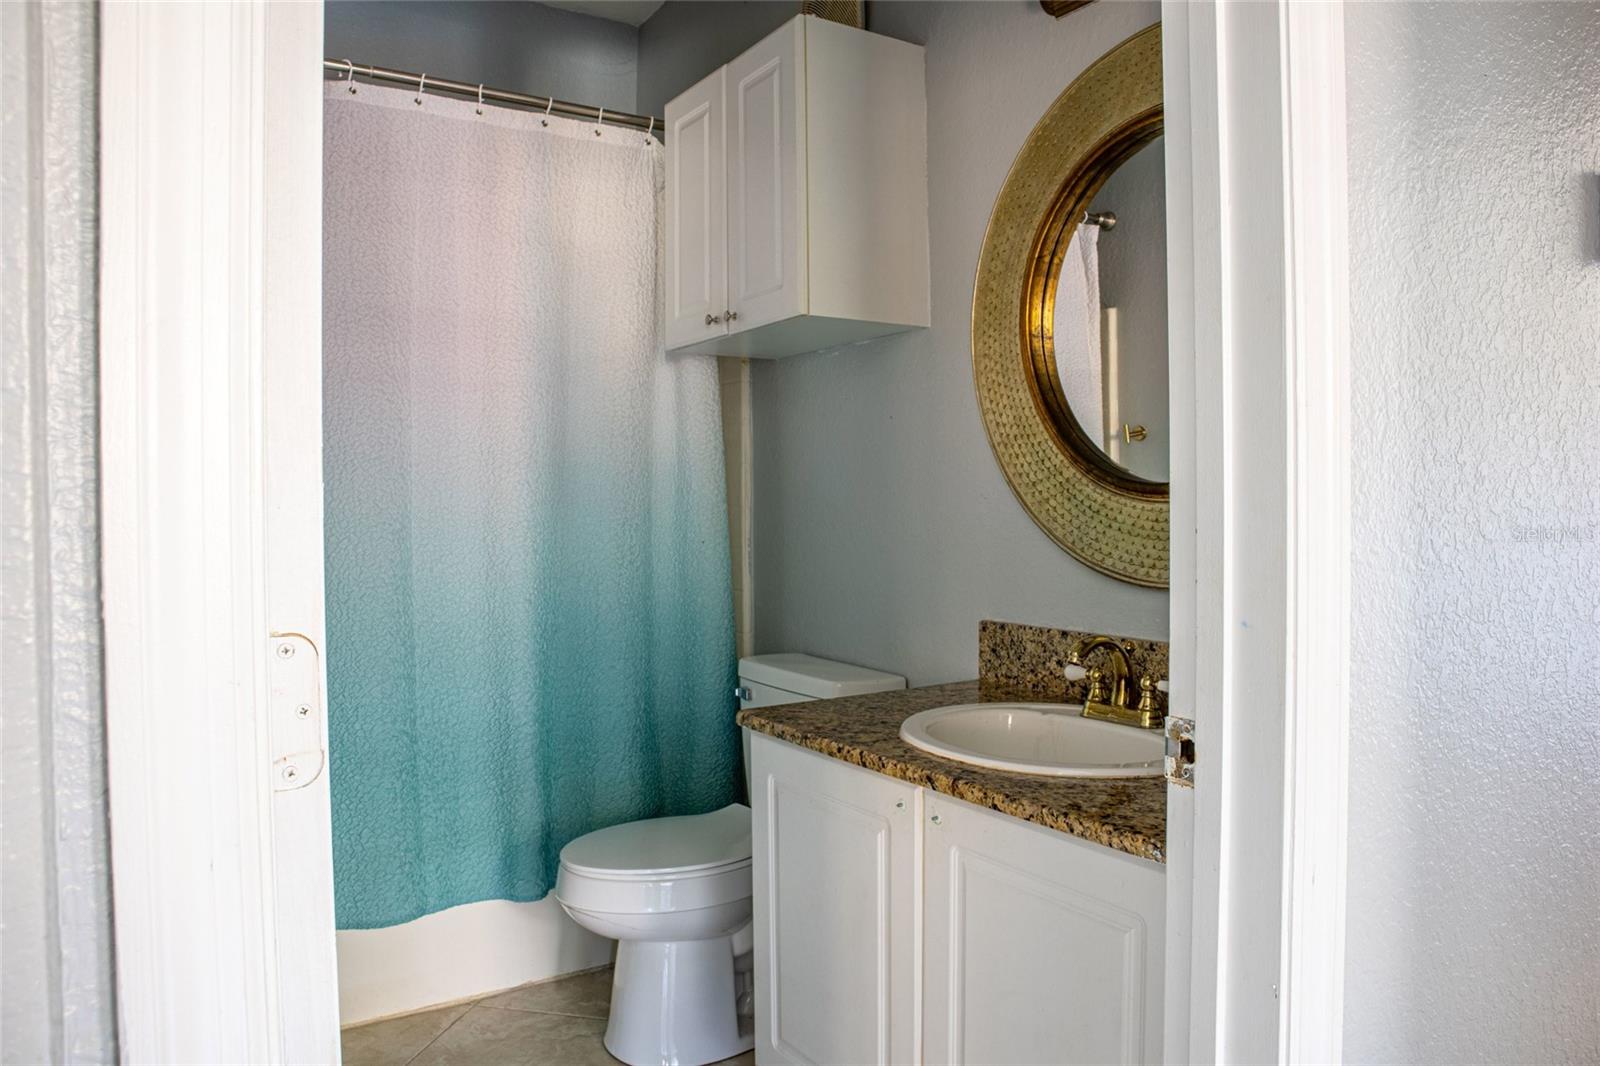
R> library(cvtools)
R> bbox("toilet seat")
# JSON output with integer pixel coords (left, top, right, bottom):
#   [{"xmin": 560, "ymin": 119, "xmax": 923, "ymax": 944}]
[
  {"xmin": 560, "ymin": 803, "xmax": 751, "ymax": 878},
  {"xmin": 556, "ymin": 861, "xmax": 751, "ymax": 916},
  {"xmin": 555, "ymin": 804, "xmax": 753, "ymax": 917}
]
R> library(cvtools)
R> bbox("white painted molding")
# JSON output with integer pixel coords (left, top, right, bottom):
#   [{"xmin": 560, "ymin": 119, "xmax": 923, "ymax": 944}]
[
  {"xmin": 336, "ymin": 899, "xmax": 610, "ymax": 1026},
  {"xmin": 100, "ymin": 2, "xmax": 337, "ymax": 1062},
  {"xmin": 1162, "ymin": 1, "xmax": 1351, "ymax": 1062},
  {"xmin": 1279, "ymin": 2, "xmax": 1352, "ymax": 1061}
]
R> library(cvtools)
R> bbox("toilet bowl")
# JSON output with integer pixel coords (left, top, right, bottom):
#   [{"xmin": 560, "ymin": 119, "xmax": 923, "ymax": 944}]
[{"xmin": 554, "ymin": 804, "xmax": 755, "ymax": 1066}]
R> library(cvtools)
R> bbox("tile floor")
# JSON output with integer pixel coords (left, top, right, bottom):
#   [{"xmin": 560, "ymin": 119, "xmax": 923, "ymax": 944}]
[{"xmin": 340, "ymin": 966, "xmax": 756, "ymax": 1066}]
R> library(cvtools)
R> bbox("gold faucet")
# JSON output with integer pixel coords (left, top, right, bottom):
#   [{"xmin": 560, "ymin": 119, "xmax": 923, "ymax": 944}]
[{"xmin": 1067, "ymin": 636, "xmax": 1163, "ymax": 730}]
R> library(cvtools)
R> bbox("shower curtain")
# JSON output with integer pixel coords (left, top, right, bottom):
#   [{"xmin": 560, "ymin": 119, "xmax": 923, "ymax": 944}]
[
  {"xmin": 322, "ymin": 82, "xmax": 738, "ymax": 930},
  {"xmin": 1056, "ymin": 225, "xmax": 1104, "ymax": 450}
]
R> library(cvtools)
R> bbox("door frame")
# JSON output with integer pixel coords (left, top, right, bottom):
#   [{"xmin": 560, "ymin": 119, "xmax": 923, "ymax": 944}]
[
  {"xmin": 1162, "ymin": 1, "xmax": 1352, "ymax": 1062},
  {"xmin": 97, "ymin": 0, "xmax": 1351, "ymax": 1062},
  {"xmin": 99, "ymin": 2, "xmax": 339, "ymax": 1062}
]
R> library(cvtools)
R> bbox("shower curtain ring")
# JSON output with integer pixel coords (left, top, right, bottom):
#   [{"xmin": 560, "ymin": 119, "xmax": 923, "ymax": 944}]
[
  {"xmin": 343, "ymin": 59, "xmax": 357, "ymax": 94},
  {"xmin": 542, "ymin": 96, "xmax": 553, "ymax": 127},
  {"xmin": 595, "ymin": 108, "xmax": 605, "ymax": 136},
  {"xmin": 476, "ymin": 83, "xmax": 485, "ymax": 116},
  {"xmin": 414, "ymin": 73, "xmax": 428, "ymax": 106},
  {"xmin": 645, "ymin": 116, "xmax": 654, "ymax": 143}
]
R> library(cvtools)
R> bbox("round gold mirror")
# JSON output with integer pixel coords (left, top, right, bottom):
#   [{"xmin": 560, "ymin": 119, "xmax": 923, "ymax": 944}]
[{"xmin": 973, "ymin": 24, "xmax": 1167, "ymax": 587}]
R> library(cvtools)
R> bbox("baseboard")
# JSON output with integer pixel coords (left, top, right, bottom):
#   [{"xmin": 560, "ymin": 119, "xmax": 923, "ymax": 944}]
[{"xmin": 336, "ymin": 897, "xmax": 613, "ymax": 1025}]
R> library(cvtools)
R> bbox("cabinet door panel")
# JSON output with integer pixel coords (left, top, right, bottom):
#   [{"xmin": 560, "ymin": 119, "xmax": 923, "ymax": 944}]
[
  {"xmin": 751, "ymin": 736, "xmax": 917, "ymax": 1066},
  {"xmin": 924, "ymin": 796, "xmax": 1165, "ymax": 1066},
  {"xmin": 726, "ymin": 17, "xmax": 806, "ymax": 332},
  {"xmin": 665, "ymin": 67, "xmax": 726, "ymax": 350}
]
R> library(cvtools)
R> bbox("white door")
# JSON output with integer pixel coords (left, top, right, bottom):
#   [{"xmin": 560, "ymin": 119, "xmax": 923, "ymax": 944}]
[
  {"xmin": 1161, "ymin": 2, "xmax": 1353, "ymax": 1062},
  {"xmin": 923, "ymin": 795, "xmax": 1165, "ymax": 1066},
  {"xmin": 100, "ymin": 3, "xmax": 341, "ymax": 1062},
  {"xmin": 665, "ymin": 66, "xmax": 727, "ymax": 350},
  {"xmin": 725, "ymin": 16, "xmax": 807, "ymax": 333},
  {"xmin": 751, "ymin": 736, "xmax": 918, "ymax": 1066},
  {"xmin": 261, "ymin": 5, "xmax": 342, "ymax": 1058}
]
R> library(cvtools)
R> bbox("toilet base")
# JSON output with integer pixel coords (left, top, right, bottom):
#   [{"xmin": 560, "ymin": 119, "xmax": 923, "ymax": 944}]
[{"xmin": 604, "ymin": 935, "xmax": 754, "ymax": 1066}]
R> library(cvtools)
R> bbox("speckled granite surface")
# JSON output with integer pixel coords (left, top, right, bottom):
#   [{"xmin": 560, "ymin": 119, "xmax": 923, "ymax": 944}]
[
  {"xmin": 978, "ymin": 619, "xmax": 1169, "ymax": 708},
  {"xmin": 736, "ymin": 679, "xmax": 1167, "ymax": 863}
]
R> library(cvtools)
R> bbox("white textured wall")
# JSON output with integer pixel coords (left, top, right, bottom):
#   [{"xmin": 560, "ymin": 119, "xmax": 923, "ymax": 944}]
[
  {"xmin": 752, "ymin": 1, "xmax": 1167, "ymax": 684},
  {"xmin": 0, "ymin": 2, "xmax": 116, "ymax": 1062},
  {"xmin": 1343, "ymin": 3, "xmax": 1600, "ymax": 1061}
]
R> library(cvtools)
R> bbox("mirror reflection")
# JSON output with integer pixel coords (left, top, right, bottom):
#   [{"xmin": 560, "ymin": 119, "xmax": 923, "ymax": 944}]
[{"xmin": 1050, "ymin": 135, "xmax": 1168, "ymax": 484}]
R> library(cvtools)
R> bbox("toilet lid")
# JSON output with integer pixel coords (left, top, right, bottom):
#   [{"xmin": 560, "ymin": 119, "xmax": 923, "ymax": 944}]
[{"xmin": 559, "ymin": 803, "xmax": 752, "ymax": 878}]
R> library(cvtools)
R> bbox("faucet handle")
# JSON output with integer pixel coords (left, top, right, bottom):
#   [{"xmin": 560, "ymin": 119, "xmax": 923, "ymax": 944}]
[
  {"xmin": 1063, "ymin": 662, "xmax": 1088, "ymax": 682},
  {"xmin": 1136, "ymin": 674, "xmax": 1161, "ymax": 715},
  {"xmin": 1085, "ymin": 667, "xmax": 1109, "ymax": 705}
]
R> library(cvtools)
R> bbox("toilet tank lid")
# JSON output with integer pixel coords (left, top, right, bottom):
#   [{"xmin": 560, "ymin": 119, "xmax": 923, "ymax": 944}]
[{"xmin": 738, "ymin": 653, "xmax": 907, "ymax": 700}]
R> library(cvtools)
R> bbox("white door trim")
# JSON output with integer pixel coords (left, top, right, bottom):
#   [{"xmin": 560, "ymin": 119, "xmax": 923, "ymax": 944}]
[
  {"xmin": 1162, "ymin": 1, "xmax": 1352, "ymax": 1062},
  {"xmin": 1278, "ymin": 3, "xmax": 1352, "ymax": 1059},
  {"xmin": 99, "ymin": 3, "xmax": 339, "ymax": 1062}
]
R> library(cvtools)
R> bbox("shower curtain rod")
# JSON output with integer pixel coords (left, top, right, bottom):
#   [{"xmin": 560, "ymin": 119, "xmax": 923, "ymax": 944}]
[{"xmin": 324, "ymin": 59, "xmax": 664, "ymax": 135}]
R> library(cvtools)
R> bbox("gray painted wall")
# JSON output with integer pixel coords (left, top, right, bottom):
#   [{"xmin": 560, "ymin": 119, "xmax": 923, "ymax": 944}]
[
  {"xmin": 636, "ymin": 1, "xmax": 796, "ymax": 117},
  {"xmin": 326, "ymin": 1, "xmax": 639, "ymax": 115},
  {"xmin": 748, "ymin": 1, "xmax": 1167, "ymax": 684},
  {"xmin": 1, "ymin": 2, "xmax": 116, "ymax": 1062},
  {"xmin": 1342, "ymin": 2, "xmax": 1600, "ymax": 1061}
]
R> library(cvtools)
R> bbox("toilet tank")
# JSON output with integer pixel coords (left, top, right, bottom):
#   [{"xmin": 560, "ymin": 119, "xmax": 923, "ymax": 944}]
[
  {"xmin": 737, "ymin": 653, "xmax": 906, "ymax": 709},
  {"xmin": 736, "ymin": 654, "xmax": 906, "ymax": 798}
]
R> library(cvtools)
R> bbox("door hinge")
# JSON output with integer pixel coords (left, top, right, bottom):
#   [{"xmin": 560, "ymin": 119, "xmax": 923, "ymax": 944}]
[
  {"xmin": 1164, "ymin": 716, "xmax": 1195, "ymax": 788},
  {"xmin": 268, "ymin": 633, "xmax": 325, "ymax": 791}
]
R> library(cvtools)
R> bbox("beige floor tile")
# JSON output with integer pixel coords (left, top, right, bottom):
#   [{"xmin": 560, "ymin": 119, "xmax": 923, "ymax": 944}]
[
  {"xmin": 478, "ymin": 966, "xmax": 613, "ymax": 1019},
  {"xmin": 340, "ymin": 1002, "xmax": 471, "ymax": 1066},
  {"xmin": 712, "ymin": 1051, "xmax": 755, "ymax": 1066},
  {"xmin": 408, "ymin": 1005, "xmax": 612, "ymax": 1066}
]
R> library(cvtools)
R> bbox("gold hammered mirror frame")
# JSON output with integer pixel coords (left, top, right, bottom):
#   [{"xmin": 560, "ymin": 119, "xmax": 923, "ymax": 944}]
[{"xmin": 972, "ymin": 23, "xmax": 1168, "ymax": 587}]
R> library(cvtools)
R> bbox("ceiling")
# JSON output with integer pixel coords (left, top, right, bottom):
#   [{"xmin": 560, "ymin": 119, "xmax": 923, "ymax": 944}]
[{"xmin": 538, "ymin": 0, "xmax": 667, "ymax": 26}]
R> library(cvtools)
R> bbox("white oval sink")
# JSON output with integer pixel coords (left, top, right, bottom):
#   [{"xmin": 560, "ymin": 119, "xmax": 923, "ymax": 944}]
[{"xmin": 900, "ymin": 703, "xmax": 1164, "ymax": 778}]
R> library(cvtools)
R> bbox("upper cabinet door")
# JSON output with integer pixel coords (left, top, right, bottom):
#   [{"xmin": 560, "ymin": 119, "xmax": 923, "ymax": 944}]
[
  {"xmin": 725, "ymin": 17, "xmax": 806, "ymax": 333},
  {"xmin": 664, "ymin": 67, "xmax": 727, "ymax": 351}
]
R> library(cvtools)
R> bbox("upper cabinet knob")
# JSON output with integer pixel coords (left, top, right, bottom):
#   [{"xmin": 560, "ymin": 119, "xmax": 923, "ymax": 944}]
[{"xmin": 706, "ymin": 313, "xmax": 722, "ymax": 326}]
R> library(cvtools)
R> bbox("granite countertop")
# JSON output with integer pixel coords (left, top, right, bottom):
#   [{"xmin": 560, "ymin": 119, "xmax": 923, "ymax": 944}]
[{"xmin": 737, "ymin": 680, "xmax": 1166, "ymax": 863}]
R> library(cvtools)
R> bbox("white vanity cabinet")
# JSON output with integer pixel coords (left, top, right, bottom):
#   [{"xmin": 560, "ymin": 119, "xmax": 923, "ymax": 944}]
[
  {"xmin": 664, "ymin": 15, "xmax": 930, "ymax": 358},
  {"xmin": 923, "ymin": 796, "xmax": 1164, "ymax": 1066},
  {"xmin": 751, "ymin": 736, "xmax": 920, "ymax": 1066},
  {"xmin": 749, "ymin": 733, "xmax": 1164, "ymax": 1066}
]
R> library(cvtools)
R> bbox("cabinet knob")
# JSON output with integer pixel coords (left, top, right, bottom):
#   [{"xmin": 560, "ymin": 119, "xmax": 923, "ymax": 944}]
[
  {"xmin": 726, "ymin": 310, "xmax": 739, "ymax": 322},
  {"xmin": 705, "ymin": 313, "xmax": 722, "ymax": 326}
]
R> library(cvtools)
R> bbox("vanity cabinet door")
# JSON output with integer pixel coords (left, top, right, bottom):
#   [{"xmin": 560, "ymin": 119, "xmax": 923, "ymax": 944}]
[
  {"xmin": 923, "ymin": 795, "xmax": 1165, "ymax": 1066},
  {"xmin": 664, "ymin": 66, "xmax": 727, "ymax": 351},
  {"xmin": 750, "ymin": 735, "xmax": 918, "ymax": 1066},
  {"xmin": 724, "ymin": 16, "xmax": 806, "ymax": 335}
]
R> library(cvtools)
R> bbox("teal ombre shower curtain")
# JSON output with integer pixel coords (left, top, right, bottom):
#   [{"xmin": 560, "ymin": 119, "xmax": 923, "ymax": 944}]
[{"xmin": 322, "ymin": 82, "xmax": 738, "ymax": 929}]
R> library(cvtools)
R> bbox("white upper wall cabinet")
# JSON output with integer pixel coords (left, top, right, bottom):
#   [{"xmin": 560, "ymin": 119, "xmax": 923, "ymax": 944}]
[
  {"xmin": 665, "ymin": 66, "xmax": 726, "ymax": 347},
  {"xmin": 664, "ymin": 15, "xmax": 930, "ymax": 358}
]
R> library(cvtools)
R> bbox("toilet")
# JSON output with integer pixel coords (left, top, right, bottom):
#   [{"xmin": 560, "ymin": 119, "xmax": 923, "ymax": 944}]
[{"xmin": 554, "ymin": 654, "xmax": 906, "ymax": 1066}]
